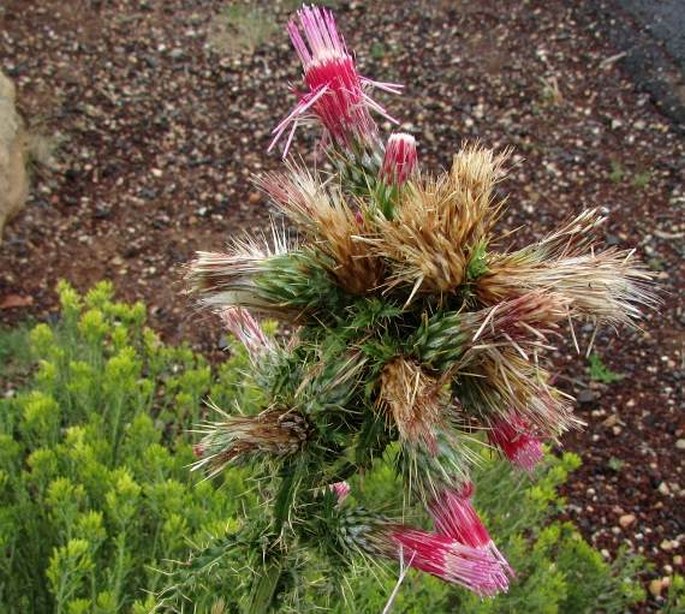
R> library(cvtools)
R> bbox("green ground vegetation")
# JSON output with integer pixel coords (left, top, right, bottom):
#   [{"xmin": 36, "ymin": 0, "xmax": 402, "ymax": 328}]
[{"xmin": 0, "ymin": 282, "xmax": 656, "ymax": 612}]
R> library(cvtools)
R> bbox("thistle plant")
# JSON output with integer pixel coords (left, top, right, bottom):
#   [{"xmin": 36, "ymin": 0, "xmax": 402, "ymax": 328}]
[{"xmin": 187, "ymin": 4, "xmax": 656, "ymax": 608}]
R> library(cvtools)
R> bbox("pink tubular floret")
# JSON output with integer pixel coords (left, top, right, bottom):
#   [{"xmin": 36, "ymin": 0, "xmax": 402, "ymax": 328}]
[
  {"xmin": 391, "ymin": 527, "xmax": 507, "ymax": 597},
  {"xmin": 289, "ymin": 4, "xmax": 347, "ymax": 65},
  {"xmin": 270, "ymin": 5, "xmax": 401, "ymax": 156},
  {"xmin": 380, "ymin": 132, "xmax": 418, "ymax": 185},
  {"xmin": 489, "ymin": 412, "xmax": 545, "ymax": 472},
  {"xmin": 340, "ymin": 508, "xmax": 510, "ymax": 596},
  {"xmin": 329, "ymin": 480, "xmax": 351, "ymax": 503},
  {"xmin": 429, "ymin": 483, "xmax": 514, "ymax": 589},
  {"xmin": 429, "ymin": 484, "xmax": 490, "ymax": 548},
  {"xmin": 220, "ymin": 306, "xmax": 273, "ymax": 362}
]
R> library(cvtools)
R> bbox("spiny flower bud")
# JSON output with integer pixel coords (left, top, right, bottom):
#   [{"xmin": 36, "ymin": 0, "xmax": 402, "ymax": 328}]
[
  {"xmin": 380, "ymin": 132, "xmax": 418, "ymax": 185},
  {"xmin": 192, "ymin": 407, "xmax": 310, "ymax": 478}
]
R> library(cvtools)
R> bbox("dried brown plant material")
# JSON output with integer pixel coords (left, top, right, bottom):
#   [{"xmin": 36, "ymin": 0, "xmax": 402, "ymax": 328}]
[
  {"xmin": 477, "ymin": 239, "xmax": 656, "ymax": 327},
  {"xmin": 455, "ymin": 347, "xmax": 578, "ymax": 438},
  {"xmin": 477, "ymin": 208, "xmax": 657, "ymax": 326},
  {"xmin": 460, "ymin": 291, "xmax": 570, "ymax": 349},
  {"xmin": 259, "ymin": 165, "xmax": 384, "ymax": 294},
  {"xmin": 186, "ymin": 229, "xmax": 292, "ymax": 316},
  {"xmin": 188, "ymin": 244, "xmax": 271, "ymax": 308},
  {"xmin": 192, "ymin": 405, "xmax": 310, "ymax": 478},
  {"xmin": 371, "ymin": 144, "xmax": 508, "ymax": 300},
  {"xmin": 377, "ymin": 357, "xmax": 448, "ymax": 451},
  {"xmin": 220, "ymin": 306, "xmax": 274, "ymax": 363}
]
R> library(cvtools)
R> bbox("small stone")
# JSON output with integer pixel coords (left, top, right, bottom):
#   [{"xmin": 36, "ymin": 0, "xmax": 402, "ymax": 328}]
[
  {"xmin": 673, "ymin": 555, "xmax": 683, "ymax": 566},
  {"xmin": 577, "ymin": 389, "xmax": 596, "ymax": 404},
  {"xmin": 602, "ymin": 414, "xmax": 619, "ymax": 427},
  {"xmin": 660, "ymin": 539, "xmax": 675, "ymax": 551},
  {"xmin": 94, "ymin": 204, "xmax": 111, "ymax": 219},
  {"xmin": 619, "ymin": 514, "xmax": 636, "ymax": 529},
  {"xmin": 676, "ymin": 439, "xmax": 685, "ymax": 450},
  {"xmin": 658, "ymin": 482, "xmax": 671, "ymax": 496},
  {"xmin": 151, "ymin": 168, "xmax": 163, "ymax": 178},
  {"xmin": 649, "ymin": 579, "xmax": 663, "ymax": 597}
]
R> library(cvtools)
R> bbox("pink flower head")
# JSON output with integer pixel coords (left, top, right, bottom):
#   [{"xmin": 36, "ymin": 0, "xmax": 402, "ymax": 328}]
[
  {"xmin": 489, "ymin": 412, "xmax": 544, "ymax": 472},
  {"xmin": 429, "ymin": 483, "xmax": 513, "ymax": 589},
  {"xmin": 380, "ymin": 132, "xmax": 418, "ymax": 185},
  {"xmin": 270, "ymin": 5, "xmax": 401, "ymax": 156},
  {"xmin": 220, "ymin": 306, "xmax": 274, "ymax": 363},
  {"xmin": 390, "ymin": 526, "xmax": 507, "ymax": 597},
  {"xmin": 329, "ymin": 480, "xmax": 351, "ymax": 504},
  {"xmin": 340, "ymin": 509, "xmax": 508, "ymax": 596}
]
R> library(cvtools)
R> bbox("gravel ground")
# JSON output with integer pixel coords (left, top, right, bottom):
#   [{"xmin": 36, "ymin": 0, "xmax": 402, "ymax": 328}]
[{"xmin": 1, "ymin": 0, "xmax": 683, "ymax": 608}]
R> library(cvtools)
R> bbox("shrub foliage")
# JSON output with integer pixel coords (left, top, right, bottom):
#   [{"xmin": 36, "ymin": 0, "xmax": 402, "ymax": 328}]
[
  {"xmin": 0, "ymin": 282, "xmax": 254, "ymax": 612},
  {"xmin": 0, "ymin": 282, "xmax": 647, "ymax": 612}
]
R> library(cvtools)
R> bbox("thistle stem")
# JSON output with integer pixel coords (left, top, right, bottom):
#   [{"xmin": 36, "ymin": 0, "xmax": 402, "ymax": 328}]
[{"xmin": 248, "ymin": 559, "xmax": 283, "ymax": 614}]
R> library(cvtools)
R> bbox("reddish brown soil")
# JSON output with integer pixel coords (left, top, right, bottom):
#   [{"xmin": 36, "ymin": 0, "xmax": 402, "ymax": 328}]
[{"xmin": 1, "ymin": 0, "xmax": 683, "ymax": 608}]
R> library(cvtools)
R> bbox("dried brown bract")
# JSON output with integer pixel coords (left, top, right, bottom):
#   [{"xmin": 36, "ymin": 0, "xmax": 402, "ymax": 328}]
[
  {"xmin": 371, "ymin": 144, "xmax": 509, "ymax": 300},
  {"xmin": 378, "ymin": 357, "xmax": 449, "ymax": 451},
  {"xmin": 259, "ymin": 165, "xmax": 384, "ymax": 294}
]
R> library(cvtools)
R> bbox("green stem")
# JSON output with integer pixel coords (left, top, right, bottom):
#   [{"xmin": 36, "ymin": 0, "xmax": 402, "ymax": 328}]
[
  {"xmin": 111, "ymin": 529, "xmax": 127, "ymax": 609},
  {"xmin": 248, "ymin": 559, "xmax": 283, "ymax": 614},
  {"xmin": 109, "ymin": 395, "xmax": 124, "ymax": 465}
]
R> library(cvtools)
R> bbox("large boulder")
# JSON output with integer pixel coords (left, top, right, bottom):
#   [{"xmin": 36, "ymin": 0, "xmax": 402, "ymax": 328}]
[{"xmin": 0, "ymin": 70, "xmax": 29, "ymax": 245}]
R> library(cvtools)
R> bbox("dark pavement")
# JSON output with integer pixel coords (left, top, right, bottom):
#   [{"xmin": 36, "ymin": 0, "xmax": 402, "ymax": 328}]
[
  {"xmin": 593, "ymin": 0, "xmax": 685, "ymax": 130},
  {"xmin": 617, "ymin": 0, "xmax": 685, "ymax": 73}
]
